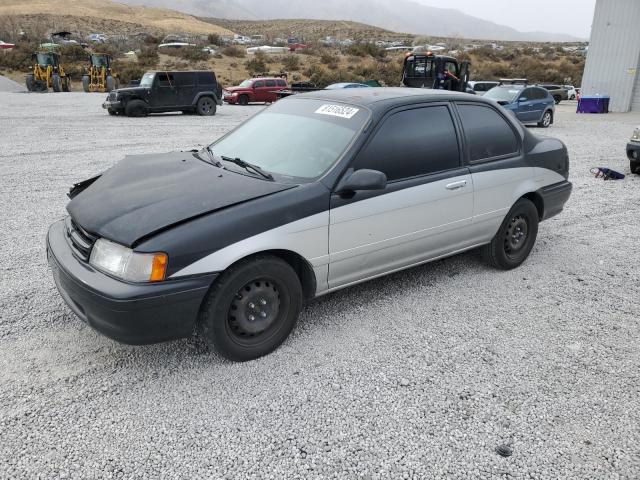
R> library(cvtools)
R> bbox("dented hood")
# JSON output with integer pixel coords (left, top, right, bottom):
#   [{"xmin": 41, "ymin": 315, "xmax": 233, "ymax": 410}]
[{"xmin": 67, "ymin": 152, "xmax": 295, "ymax": 247}]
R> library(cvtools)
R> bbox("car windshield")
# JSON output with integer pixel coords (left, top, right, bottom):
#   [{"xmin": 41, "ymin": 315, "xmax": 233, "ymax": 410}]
[
  {"xmin": 485, "ymin": 86, "xmax": 522, "ymax": 103},
  {"xmin": 139, "ymin": 72, "xmax": 155, "ymax": 88},
  {"xmin": 207, "ymin": 99, "xmax": 370, "ymax": 183},
  {"xmin": 239, "ymin": 79, "xmax": 253, "ymax": 87}
]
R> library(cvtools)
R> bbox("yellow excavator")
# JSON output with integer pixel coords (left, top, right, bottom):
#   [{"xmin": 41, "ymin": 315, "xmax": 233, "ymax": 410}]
[
  {"xmin": 25, "ymin": 51, "xmax": 71, "ymax": 92},
  {"xmin": 82, "ymin": 53, "xmax": 119, "ymax": 92}
]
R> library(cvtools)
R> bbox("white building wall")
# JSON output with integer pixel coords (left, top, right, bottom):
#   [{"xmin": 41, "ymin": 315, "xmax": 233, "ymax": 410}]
[{"xmin": 581, "ymin": 0, "xmax": 640, "ymax": 112}]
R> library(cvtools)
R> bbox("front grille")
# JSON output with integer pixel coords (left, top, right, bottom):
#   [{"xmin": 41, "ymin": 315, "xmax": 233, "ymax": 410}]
[{"xmin": 65, "ymin": 216, "xmax": 98, "ymax": 262}]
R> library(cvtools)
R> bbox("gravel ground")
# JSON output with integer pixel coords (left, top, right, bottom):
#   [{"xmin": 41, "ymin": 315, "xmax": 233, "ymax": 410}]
[{"xmin": 1, "ymin": 93, "xmax": 639, "ymax": 479}]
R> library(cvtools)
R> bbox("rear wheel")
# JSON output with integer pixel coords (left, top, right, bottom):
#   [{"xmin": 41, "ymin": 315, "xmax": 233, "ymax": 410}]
[
  {"xmin": 200, "ymin": 255, "xmax": 302, "ymax": 361},
  {"xmin": 481, "ymin": 198, "xmax": 539, "ymax": 270},
  {"xmin": 196, "ymin": 96, "xmax": 216, "ymax": 116},
  {"xmin": 107, "ymin": 109, "xmax": 117, "ymax": 116},
  {"xmin": 238, "ymin": 94, "xmax": 249, "ymax": 106},
  {"xmin": 124, "ymin": 99, "xmax": 148, "ymax": 117},
  {"xmin": 82, "ymin": 75, "xmax": 90, "ymax": 92},
  {"xmin": 62, "ymin": 77, "xmax": 70, "ymax": 92},
  {"xmin": 52, "ymin": 74, "xmax": 61, "ymax": 92},
  {"xmin": 106, "ymin": 75, "xmax": 115, "ymax": 92},
  {"xmin": 25, "ymin": 74, "xmax": 34, "ymax": 92},
  {"xmin": 630, "ymin": 161, "xmax": 640, "ymax": 175},
  {"xmin": 538, "ymin": 110, "xmax": 552, "ymax": 128}
]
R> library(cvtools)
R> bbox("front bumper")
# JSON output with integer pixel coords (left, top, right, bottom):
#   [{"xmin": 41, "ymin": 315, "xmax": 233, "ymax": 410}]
[
  {"xmin": 538, "ymin": 180, "xmax": 572, "ymax": 220},
  {"xmin": 46, "ymin": 219, "xmax": 217, "ymax": 345},
  {"xmin": 627, "ymin": 142, "xmax": 640, "ymax": 161},
  {"xmin": 223, "ymin": 95, "xmax": 238, "ymax": 104},
  {"xmin": 102, "ymin": 100, "xmax": 122, "ymax": 110}
]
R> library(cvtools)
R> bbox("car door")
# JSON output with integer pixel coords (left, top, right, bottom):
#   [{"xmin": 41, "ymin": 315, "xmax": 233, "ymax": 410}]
[
  {"xmin": 528, "ymin": 87, "xmax": 546, "ymax": 121},
  {"xmin": 264, "ymin": 79, "xmax": 279, "ymax": 101},
  {"xmin": 328, "ymin": 104, "xmax": 474, "ymax": 289},
  {"xmin": 455, "ymin": 102, "xmax": 530, "ymax": 244},
  {"xmin": 150, "ymin": 72, "xmax": 177, "ymax": 109},
  {"xmin": 252, "ymin": 80, "xmax": 266, "ymax": 101},
  {"xmin": 515, "ymin": 88, "xmax": 536, "ymax": 122},
  {"xmin": 175, "ymin": 72, "xmax": 197, "ymax": 107}
]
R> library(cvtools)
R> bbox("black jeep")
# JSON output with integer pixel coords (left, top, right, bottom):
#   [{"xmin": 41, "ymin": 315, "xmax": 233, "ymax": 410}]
[{"xmin": 102, "ymin": 71, "xmax": 223, "ymax": 117}]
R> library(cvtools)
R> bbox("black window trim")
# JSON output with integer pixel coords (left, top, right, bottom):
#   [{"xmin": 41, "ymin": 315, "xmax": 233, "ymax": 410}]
[
  {"xmin": 347, "ymin": 101, "xmax": 464, "ymax": 185},
  {"xmin": 451, "ymin": 101, "xmax": 523, "ymax": 165}
]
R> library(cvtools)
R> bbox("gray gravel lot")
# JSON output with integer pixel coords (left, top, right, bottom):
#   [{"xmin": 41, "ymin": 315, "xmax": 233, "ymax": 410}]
[{"xmin": 1, "ymin": 92, "xmax": 639, "ymax": 479}]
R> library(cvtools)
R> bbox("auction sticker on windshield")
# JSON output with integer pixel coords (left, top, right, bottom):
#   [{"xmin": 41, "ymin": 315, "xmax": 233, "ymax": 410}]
[{"xmin": 315, "ymin": 104, "xmax": 360, "ymax": 119}]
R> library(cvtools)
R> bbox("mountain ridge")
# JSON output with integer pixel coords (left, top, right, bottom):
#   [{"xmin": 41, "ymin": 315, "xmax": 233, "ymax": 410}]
[{"xmin": 117, "ymin": 0, "xmax": 583, "ymax": 42}]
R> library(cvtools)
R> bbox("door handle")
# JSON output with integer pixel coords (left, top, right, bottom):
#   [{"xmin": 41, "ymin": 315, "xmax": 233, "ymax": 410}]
[{"xmin": 445, "ymin": 180, "xmax": 467, "ymax": 190}]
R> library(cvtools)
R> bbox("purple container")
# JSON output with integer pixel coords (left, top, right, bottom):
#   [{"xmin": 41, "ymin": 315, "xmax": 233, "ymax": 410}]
[{"xmin": 577, "ymin": 96, "xmax": 610, "ymax": 114}]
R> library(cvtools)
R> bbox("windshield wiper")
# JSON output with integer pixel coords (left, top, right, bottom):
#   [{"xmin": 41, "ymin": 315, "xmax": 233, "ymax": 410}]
[
  {"xmin": 203, "ymin": 146, "xmax": 223, "ymax": 167},
  {"xmin": 220, "ymin": 155, "xmax": 274, "ymax": 181}
]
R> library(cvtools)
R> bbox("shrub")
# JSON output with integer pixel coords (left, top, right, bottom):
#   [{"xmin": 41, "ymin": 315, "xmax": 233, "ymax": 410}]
[
  {"xmin": 345, "ymin": 42, "xmax": 386, "ymax": 59},
  {"xmin": 282, "ymin": 55, "xmax": 300, "ymax": 71},
  {"xmin": 222, "ymin": 46, "xmax": 246, "ymax": 58},
  {"xmin": 115, "ymin": 63, "xmax": 146, "ymax": 86},
  {"xmin": 245, "ymin": 54, "xmax": 267, "ymax": 75},
  {"xmin": 0, "ymin": 42, "xmax": 37, "ymax": 71},
  {"xmin": 137, "ymin": 47, "xmax": 158, "ymax": 68}
]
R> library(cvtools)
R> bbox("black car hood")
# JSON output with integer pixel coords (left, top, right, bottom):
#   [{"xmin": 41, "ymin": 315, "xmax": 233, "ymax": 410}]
[
  {"xmin": 114, "ymin": 87, "xmax": 147, "ymax": 95},
  {"xmin": 67, "ymin": 152, "xmax": 295, "ymax": 247}
]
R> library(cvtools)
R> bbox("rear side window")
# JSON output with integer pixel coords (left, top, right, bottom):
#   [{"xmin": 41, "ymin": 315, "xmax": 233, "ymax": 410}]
[
  {"xmin": 197, "ymin": 71, "xmax": 216, "ymax": 85},
  {"xmin": 156, "ymin": 73, "xmax": 175, "ymax": 87},
  {"xmin": 457, "ymin": 104, "xmax": 519, "ymax": 162},
  {"xmin": 531, "ymin": 88, "xmax": 549, "ymax": 100},
  {"xmin": 352, "ymin": 106, "xmax": 460, "ymax": 181},
  {"xmin": 175, "ymin": 72, "xmax": 196, "ymax": 86},
  {"xmin": 277, "ymin": 79, "xmax": 286, "ymax": 87},
  {"xmin": 265, "ymin": 80, "xmax": 276, "ymax": 87},
  {"xmin": 254, "ymin": 80, "xmax": 265, "ymax": 88}
]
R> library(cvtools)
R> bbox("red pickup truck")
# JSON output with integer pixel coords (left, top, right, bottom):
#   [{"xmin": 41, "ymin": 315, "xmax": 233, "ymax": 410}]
[{"xmin": 223, "ymin": 77, "xmax": 288, "ymax": 105}]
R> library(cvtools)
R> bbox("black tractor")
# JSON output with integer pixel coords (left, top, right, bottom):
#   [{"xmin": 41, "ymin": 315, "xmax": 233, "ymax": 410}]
[{"xmin": 401, "ymin": 52, "xmax": 470, "ymax": 92}]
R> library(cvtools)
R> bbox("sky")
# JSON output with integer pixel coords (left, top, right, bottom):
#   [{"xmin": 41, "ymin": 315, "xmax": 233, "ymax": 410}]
[{"xmin": 417, "ymin": 0, "xmax": 596, "ymax": 39}]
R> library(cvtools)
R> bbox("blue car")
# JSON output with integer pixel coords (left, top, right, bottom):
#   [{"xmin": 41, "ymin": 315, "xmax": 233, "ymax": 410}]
[
  {"xmin": 325, "ymin": 82, "xmax": 371, "ymax": 89},
  {"xmin": 484, "ymin": 84, "xmax": 555, "ymax": 128}
]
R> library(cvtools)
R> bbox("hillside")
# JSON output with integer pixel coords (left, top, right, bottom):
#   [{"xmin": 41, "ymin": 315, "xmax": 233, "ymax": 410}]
[
  {"xmin": 205, "ymin": 18, "xmax": 414, "ymax": 43},
  {"xmin": 119, "ymin": 0, "xmax": 582, "ymax": 42},
  {"xmin": 0, "ymin": 0, "xmax": 233, "ymax": 36}
]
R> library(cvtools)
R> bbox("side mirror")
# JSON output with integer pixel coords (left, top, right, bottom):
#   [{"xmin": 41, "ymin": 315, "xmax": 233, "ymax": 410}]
[
  {"xmin": 518, "ymin": 97, "xmax": 528, "ymax": 102},
  {"xmin": 336, "ymin": 169, "xmax": 387, "ymax": 195}
]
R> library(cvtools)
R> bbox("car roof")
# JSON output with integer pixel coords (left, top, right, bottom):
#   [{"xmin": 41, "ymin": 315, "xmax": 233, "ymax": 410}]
[{"xmin": 296, "ymin": 87, "xmax": 478, "ymax": 106}]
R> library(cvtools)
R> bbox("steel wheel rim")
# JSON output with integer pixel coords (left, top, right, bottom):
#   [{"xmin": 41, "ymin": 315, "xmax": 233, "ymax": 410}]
[
  {"xmin": 201, "ymin": 99, "xmax": 212, "ymax": 113},
  {"xmin": 504, "ymin": 214, "xmax": 529, "ymax": 256},
  {"xmin": 227, "ymin": 278, "xmax": 282, "ymax": 345}
]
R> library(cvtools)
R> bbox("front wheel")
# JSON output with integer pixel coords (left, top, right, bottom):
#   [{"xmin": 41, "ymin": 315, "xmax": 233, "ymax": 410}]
[
  {"xmin": 481, "ymin": 198, "xmax": 539, "ymax": 270},
  {"xmin": 630, "ymin": 161, "xmax": 640, "ymax": 175},
  {"xmin": 62, "ymin": 77, "xmax": 70, "ymax": 92},
  {"xmin": 238, "ymin": 94, "xmax": 249, "ymax": 106},
  {"xmin": 570, "ymin": 94, "xmax": 576, "ymax": 100},
  {"xmin": 538, "ymin": 110, "xmax": 552, "ymax": 128},
  {"xmin": 26, "ymin": 74, "xmax": 34, "ymax": 92},
  {"xmin": 196, "ymin": 96, "xmax": 216, "ymax": 116},
  {"xmin": 82, "ymin": 75, "xmax": 90, "ymax": 92},
  {"xmin": 124, "ymin": 99, "xmax": 148, "ymax": 117},
  {"xmin": 51, "ymin": 74, "xmax": 61, "ymax": 92},
  {"xmin": 199, "ymin": 255, "xmax": 302, "ymax": 361}
]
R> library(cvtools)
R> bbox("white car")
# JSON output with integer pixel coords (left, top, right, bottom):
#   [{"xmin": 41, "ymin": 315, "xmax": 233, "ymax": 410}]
[{"xmin": 564, "ymin": 85, "xmax": 577, "ymax": 100}]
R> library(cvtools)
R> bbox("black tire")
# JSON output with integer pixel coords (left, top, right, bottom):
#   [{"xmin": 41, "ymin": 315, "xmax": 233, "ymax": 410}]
[
  {"xmin": 200, "ymin": 255, "xmax": 302, "ymax": 361},
  {"xmin": 196, "ymin": 96, "xmax": 216, "ymax": 116},
  {"xmin": 124, "ymin": 99, "xmax": 148, "ymax": 117},
  {"xmin": 82, "ymin": 75, "xmax": 90, "ymax": 92},
  {"xmin": 26, "ymin": 74, "xmax": 34, "ymax": 92},
  {"xmin": 107, "ymin": 109, "xmax": 117, "ymax": 116},
  {"xmin": 238, "ymin": 94, "xmax": 249, "ymax": 106},
  {"xmin": 481, "ymin": 198, "xmax": 539, "ymax": 270},
  {"xmin": 62, "ymin": 77, "xmax": 70, "ymax": 92},
  {"xmin": 630, "ymin": 161, "xmax": 640, "ymax": 175},
  {"xmin": 570, "ymin": 94, "xmax": 576, "ymax": 100},
  {"xmin": 538, "ymin": 110, "xmax": 552, "ymax": 128},
  {"xmin": 553, "ymin": 95, "xmax": 561, "ymax": 105},
  {"xmin": 52, "ymin": 74, "xmax": 61, "ymax": 92},
  {"xmin": 106, "ymin": 75, "xmax": 115, "ymax": 92}
]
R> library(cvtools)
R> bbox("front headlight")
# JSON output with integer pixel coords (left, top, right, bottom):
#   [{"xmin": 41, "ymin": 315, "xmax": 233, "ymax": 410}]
[
  {"xmin": 89, "ymin": 238, "xmax": 167, "ymax": 283},
  {"xmin": 631, "ymin": 127, "xmax": 640, "ymax": 142}
]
